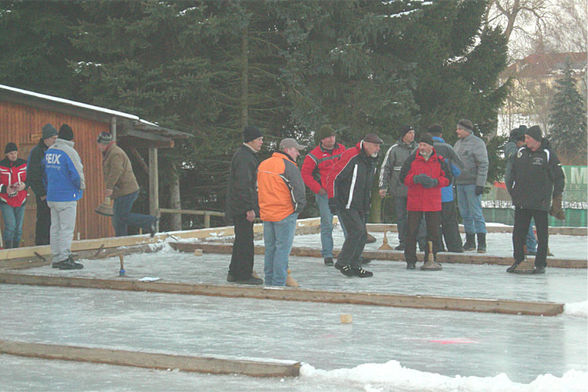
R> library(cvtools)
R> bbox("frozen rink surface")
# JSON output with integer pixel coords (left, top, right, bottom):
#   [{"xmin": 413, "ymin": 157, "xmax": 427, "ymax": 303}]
[{"xmin": 1, "ymin": 228, "xmax": 587, "ymax": 391}]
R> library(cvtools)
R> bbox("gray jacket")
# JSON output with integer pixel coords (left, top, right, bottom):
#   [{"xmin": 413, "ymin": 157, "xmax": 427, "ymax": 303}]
[
  {"xmin": 379, "ymin": 139, "xmax": 416, "ymax": 198},
  {"xmin": 453, "ymin": 133, "xmax": 488, "ymax": 186}
]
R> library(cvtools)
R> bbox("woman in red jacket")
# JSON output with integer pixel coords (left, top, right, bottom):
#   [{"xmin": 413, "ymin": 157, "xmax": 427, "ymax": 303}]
[
  {"xmin": 0, "ymin": 142, "xmax": 27, "ymax": 248},
  {"xmin": 399, "ymin": 134, "xmax": 451, "ymax": 270}
]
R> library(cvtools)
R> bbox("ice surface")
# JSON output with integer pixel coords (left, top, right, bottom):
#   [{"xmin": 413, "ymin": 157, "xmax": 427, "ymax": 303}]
[{"xmin": 1, "ymin": 228, "xmax": 586, "ymax": 391}]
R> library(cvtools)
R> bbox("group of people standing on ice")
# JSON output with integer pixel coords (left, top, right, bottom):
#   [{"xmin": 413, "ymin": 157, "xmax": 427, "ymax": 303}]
[
  {"xmin": 224, "ymin": 120, "xmax": 565, "ymax": 286},
  {"xmin": 0, "ymin": 125, "xmax": 157, "ymax": 270}
]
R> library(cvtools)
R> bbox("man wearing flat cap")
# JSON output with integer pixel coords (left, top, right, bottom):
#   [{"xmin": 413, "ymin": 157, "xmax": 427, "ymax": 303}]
[
  {"xmin": 453, "ymin": 119, "xmax": 489, "ymax": 253},
  {"xmin": 301, "ymin": 125, "xmax": 346, "ymax": 266},
  {"xmin": 257, "ymin": 137, "xmax": 306, "ymax": 286},
  {"xmin": 506, "ymin": 125, "xmax": 565, "ymax": 274},
  {"xmin": 226, "ymin": 125, "xmax": 264, "ymax": 285},
  {"xmin": 325, "ymin": 133, "xmax": 382, "ymax": 278},
  {"xmin": 26, "ymin": 123, "xmax": 58, "ymax": 245},
  {"xmin": 400, "ymin": 133, "xmax": 451, "ymax": 270}
]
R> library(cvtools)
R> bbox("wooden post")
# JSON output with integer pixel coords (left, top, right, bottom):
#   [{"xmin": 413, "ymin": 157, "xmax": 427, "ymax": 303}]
[
  {"xmin": 148, "ymin": 148, "xmax": 159, "ymax": 230},
  {"xmin": 204, "ymin": 213, "xmax": 210, "ymax": 228},
  {"xmin": 110, "ymin": 116, "xmax": 117, "ymax": 140}
]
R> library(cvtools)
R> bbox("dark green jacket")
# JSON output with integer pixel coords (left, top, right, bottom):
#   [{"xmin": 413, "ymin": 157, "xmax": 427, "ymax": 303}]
[{"xmin": 26, "ymin": 139, "xmax": 48, "ymax": 197}]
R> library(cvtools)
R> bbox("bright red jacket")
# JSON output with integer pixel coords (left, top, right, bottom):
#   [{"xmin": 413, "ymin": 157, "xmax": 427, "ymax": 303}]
[
  {"xmin": 301, "ymin": 143, "xmax": 346, "ymax": 194},
  {"xmin": 0, "ymin": 157, "xmax": 27, "ymax": 207},
  {"xmin": 399, "ymin": 150, "xmax": 450, "ymax": 212}
]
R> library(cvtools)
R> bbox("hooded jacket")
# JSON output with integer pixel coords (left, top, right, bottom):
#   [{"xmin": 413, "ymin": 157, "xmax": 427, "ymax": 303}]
[
  {"xmin": 257, "ymin": 151, "xmax": 306, "ymax": 222},
  {"xmin": 431, "ymin": 136, "xmax": 463, "ymax": 202},
  {"xmin": 0, "ymin": 157, "xmax": 27, "ymax": 207},
  {"xmin": 102, "ymin": 143, "xmax": 140, "ymax": 199},
  {"xmin": 44, "ymin": 138, "xmax": 85, "ymax": 202},
  {"xmin": 399, "ymin": 149, "xmax": 450, "ymax": 212},
  {"xmin": 506, "ymin": 139, "xmax": 565, "ymax": 211},
  {"xmin": 326, "ymin": 141, "xmax": 378, "ymax": 214}
]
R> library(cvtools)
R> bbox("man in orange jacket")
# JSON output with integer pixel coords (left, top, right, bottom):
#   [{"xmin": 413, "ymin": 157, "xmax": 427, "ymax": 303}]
[{"xmin": 258, "ymin": 138, "xmax": 306, "ymax": 286}]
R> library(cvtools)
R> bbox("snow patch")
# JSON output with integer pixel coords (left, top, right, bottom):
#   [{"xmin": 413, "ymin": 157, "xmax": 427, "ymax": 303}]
[
  {"xmin": 564, "ymin": 301, "xmax": 588, "ymax": 317},
  {"xmin": 300, "ymin": 361, "xmax": 588, "ymax": 392}
]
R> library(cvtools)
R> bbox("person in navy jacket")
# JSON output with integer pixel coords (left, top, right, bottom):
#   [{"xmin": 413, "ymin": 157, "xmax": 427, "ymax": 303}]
[
  {"xmin": 399, "ymin": 133, "xmax": 451, "ymax": 270},
  {"xmin": 44, "ymin": 124, "xmax": 85, "ymax": 270}
]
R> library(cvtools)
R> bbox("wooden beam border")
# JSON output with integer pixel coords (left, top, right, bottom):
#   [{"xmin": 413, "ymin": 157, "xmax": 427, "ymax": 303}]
[
  {"xmin": 0, "ymin": 272, "xmax": 564, "ymax": 316},
  {"xmin": 0, "ymin": 339, "xmax": 300, "ymax": 378}
]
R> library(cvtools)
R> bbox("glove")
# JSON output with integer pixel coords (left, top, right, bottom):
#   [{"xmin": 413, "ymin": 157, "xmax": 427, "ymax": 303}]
[
  {"xmin": 549, "ymin": 194, "xmax": 565, "ymax": 220},
  {"xmin": 475, "ymin": 185, "xmax": 484, "ymax": 195},
  {"xmin": 328, "ymin": 198, "xmax": 338, "ymax": 214},
  {"xmin": 421, "ymin": 177, "xmax": 438, "ymax": 188},
  {"xmin": 413, "ymin": 174, "xmax": 426, "ymax": 184}
]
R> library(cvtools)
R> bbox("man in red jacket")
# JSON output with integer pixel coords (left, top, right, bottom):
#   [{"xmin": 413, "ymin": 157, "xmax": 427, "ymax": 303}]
[
  {"xmin": 0, "ymin": 142, "xmax": 27, "ymax": 248},
  {"xmin": 301, "ymin": 125, "xmax": 346, "ymax": 266},
  {"xmin": 399, "ymin": 133, "xmax": 451, "ymax": 270}
]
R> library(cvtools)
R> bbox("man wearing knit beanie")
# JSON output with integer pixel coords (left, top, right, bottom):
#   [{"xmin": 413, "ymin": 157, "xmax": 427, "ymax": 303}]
[
  {"xmin": 26, "ymin": 124, "xmax": 58, "ymax": 245},
  {"xmin": 0, "ymin": 142, "xmax": 28, "ymax": 248},
  {"xmin": 506, "ymin": 125, "xmax": 565, "ymax": 274},
  {"xmin": 45, "ymin": 124, "xmax": 85, "ymax": 270},
  {"xmin": 454, "ymin": 119, "xmax": 489, "ymax": 253},
  {"xmin": 301, "ymin": 125, "xmax": 346, "ymax": 266},
  {"xmin": 379, "ymin": 125, "xmax": 422, "ymax": 250},
  {"xmin": 225, "ymin": 125, "xmax": 264, "ymax": 284}
]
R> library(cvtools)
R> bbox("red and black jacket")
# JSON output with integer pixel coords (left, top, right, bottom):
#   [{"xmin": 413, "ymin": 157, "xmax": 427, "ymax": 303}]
[
  {"xmin": 326, "ymin": 142, "xmax": 378, "ymax": 214},
  {"xmin": 399, "ymin": 149, "xmax": 450, "ymax": 212},
  {"xmin": 0, "ymin": 157, "xmax": 27, "ymax": 207},
  {"xmin": 301, "ymin": 143, "xmax": 346, "ymax": 194}
]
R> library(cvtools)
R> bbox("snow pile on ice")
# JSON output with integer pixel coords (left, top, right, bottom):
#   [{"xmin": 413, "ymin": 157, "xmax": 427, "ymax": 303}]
[
  {"xmin": 300, "ymin": 361, "xmax": 588, "ymax": 392},
  {"xmin": 565, "ymin": 301, "xmax": 588, "ymax": 317}
]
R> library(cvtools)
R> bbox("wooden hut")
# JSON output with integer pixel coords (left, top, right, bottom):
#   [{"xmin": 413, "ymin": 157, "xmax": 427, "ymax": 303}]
[{"xmin": 0, "ymin": 84, "xmax": 190, "ymax": 247}]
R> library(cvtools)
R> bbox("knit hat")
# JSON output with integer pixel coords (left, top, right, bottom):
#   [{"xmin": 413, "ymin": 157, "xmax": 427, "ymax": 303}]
[
  {"xmin": 279, "ymin": 138, "xmax": 306, "ymax": 151},
  {"xmin": 42, "ymin": 124, "xmax": 58, "ymax": 140},
  {"xmin": 4, "ymin": 142, "xmax": 17, "ymax": 154},
  {"xmin": 427, "ymin": 124, "xmax": 443, "ymax": 136},
  {"xmin": 525, "ymin": 125, "xmax": 543, "ymax": 142},
  {"xmin": 97, "ymin": 132, "xmax": 113, "ymax": 144},
  {"xmin": 243, "ymin": 125, "xmax": 263, "ymax": 143},
  {"xmin": 363, "ymin": 133, "xmax": 383, "ymax": 144},
  {"xmin": 457, "ymin": 119, "xmax": 474, "ymax": 133},
  {"xmin": 58, "ymin": 124, "xmax": 74, "ymax": 141},
  {"xmin": 509, "ymin": 125, "xmax": 526, "ymax": 142},
  {"xmin": 417, "ymin": 133, "xmax": 434, "ymax": 146},
  {"xmin": 316, "ymin": 125, "xmax": 336, "ymax": 142},
  {"xmin": 399, "ymin": 125, "xmax": 414, "ymax": 138}
]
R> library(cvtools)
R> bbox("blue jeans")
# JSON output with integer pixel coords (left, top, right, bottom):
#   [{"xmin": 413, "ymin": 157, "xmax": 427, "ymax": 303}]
[
  {"xmin": 456, "ymin": 184, "xmax": 486, "ymax": 234},
  {"xmin": 315, "ymin": 193, "xmax": 335, "ymax": 258},
  {"xmin": 526, "ymin": 219, "xmax": 537, "ymax": 252},
  {"xmin": 0, "ymin": 202, "xmax": 25, "ymax": 248},
  {"xmin": 264, "ymin": 213, "xmax": 298, "ymax": 286},
  {"xmin": 113, "ymin": 191, "xmax": 156, "ymax": 236}
]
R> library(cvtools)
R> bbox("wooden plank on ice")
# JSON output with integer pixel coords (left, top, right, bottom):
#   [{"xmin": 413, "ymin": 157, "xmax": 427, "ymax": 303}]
[
  {"xmin": 0, "ymin": 272, "xmax": 564, "ymax": 316},
  {"xmin": 0, "ymin": 339, "xmax": 300, "ymax": 378},
  {"xmin": 168, "ymin": 242, "xmax": 587, "ymax": 269}
]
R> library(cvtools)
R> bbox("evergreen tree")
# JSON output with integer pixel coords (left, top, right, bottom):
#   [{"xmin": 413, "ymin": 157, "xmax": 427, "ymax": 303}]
[{"xmin": 548, "ymin": 59, "xmax": 587, "ymax": 161}]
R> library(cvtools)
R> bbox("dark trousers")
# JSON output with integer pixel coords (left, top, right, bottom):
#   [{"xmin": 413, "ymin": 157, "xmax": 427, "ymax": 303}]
[
  {"xmin": 513, "ymin": 208, "xmax": 548, "ymax": 268},
  {"xmin": 337, "ymin": 209, "xmax": 367, "ymax": 268},
  {"xmin": 440, "ymin": 200, "xmax": 463, "ymax": 251},
  {"xmin": 229, "ymin": 213, "xmax": 255, "ymax": 279},
  {"xmin": 35, "ymin": 195, "xmax": 51, "ymax": 245},
  {"xmin": 112, "ymin": 191, "xmax": 156, "ymax": 236},
  {"xmin": 395, "ymin": 196, "xmax": 426, "ymax": 247},
  {"xmin": 405, "ymin": 211, "xmax": 441, "ymax": 263}
]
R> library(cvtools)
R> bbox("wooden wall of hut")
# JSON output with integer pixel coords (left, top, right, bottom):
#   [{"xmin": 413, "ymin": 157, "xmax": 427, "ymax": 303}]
[{"xmin": 0, "ymin": 101, "xmax": 115, "ymax": 246}]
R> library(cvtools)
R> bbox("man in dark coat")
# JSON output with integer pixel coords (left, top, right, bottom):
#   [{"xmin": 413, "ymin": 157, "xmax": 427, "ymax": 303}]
[
  {"xmin": 26, "ymin": 123, "xmax": 58, "ymax": 245},
  {"xmin": 326, "ymin": 133, "xmax": 383, "ymax": 278},
  {"xmin": 225, "ymin": 126, "xmax": 264, "ymax": 285},
  {"xmin": 506, "ymin": 125, "xmax": 565, "ymax": 274}
]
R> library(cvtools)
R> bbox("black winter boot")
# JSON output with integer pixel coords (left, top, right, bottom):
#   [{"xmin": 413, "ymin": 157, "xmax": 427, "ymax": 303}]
[
  {"xmin": 463, "ymin": 234, "xmax": 476, "ymax": 251},
  {"xmin": 477, "ymin": 233, "xmax": 487, "ymax": 253}
]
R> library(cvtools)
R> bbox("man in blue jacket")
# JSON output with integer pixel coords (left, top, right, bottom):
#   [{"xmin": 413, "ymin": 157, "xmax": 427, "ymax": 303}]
[
  {"xmin": 44, "ymin": 124, "xmax": 85, "ymax": 270},
  {"xmin": 428, "ymin": 125, "xmax": 464, "ymax": 252}
]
